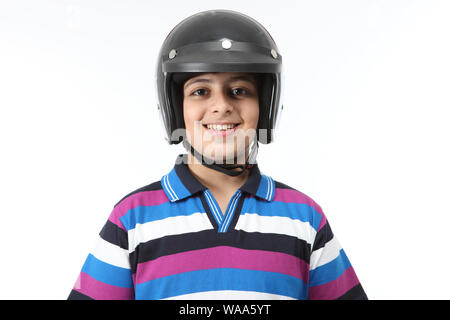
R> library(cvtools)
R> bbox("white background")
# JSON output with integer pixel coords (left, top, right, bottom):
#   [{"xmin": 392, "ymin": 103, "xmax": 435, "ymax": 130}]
[{"xmin": 1, "ymin": 0, "xmax": 449, "ymax": 300}]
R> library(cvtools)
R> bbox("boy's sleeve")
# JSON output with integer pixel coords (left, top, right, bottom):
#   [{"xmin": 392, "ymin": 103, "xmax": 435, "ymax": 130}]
[
  {"xmin": 308, "ymin": 211, "xmax": 368, "ymax": 300},
  {"xmin": 68, "ymin": 207, "xmax": 134, "ymax": 300}
]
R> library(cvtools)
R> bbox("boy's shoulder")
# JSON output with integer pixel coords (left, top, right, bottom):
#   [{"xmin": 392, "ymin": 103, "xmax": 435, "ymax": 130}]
[
  {"xmin": 273, "ymin": 179, "xmax": 323, "ymax": 210},
  {"xmin": 113, "ymin": 180, "xmax": 163, "ymax": 208},
  {"xmin": 271, "ymin": 178, "xmax": 327, "ymax": 228}
]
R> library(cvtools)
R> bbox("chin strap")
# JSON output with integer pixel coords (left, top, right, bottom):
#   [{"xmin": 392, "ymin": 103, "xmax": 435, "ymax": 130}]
[{"xmin": 182, "ymin": 140, "xmax": 258, "ymax": 177}]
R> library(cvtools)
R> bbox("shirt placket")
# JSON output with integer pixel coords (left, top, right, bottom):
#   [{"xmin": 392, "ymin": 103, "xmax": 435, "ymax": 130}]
[{"xmin": 203, "ymin": 189, "xmax": 243, "ymax": 233}]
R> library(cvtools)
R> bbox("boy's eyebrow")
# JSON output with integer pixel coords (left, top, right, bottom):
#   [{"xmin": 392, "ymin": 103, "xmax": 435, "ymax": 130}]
[
  {"xmin": 184, "ymin": 75, "xmax": 256, "ymax": 89},
  {"xmin": 184, "ymin": 78, "xmax": 212, "ymax": 89},
  {"xmin": 227, "ymin": 75, "xmax": 257, "ymax": 85}
]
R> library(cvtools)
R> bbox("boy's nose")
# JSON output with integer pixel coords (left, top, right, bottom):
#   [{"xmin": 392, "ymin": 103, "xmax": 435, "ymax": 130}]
[{"xmin": 210, "ymin": 91, "xmax": 233, "ymax": 114}]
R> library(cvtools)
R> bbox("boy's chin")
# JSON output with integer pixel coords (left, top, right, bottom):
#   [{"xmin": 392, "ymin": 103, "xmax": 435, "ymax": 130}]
[
  {"xmin": 199, "ymin": 149, "xmax": 248, "ymax": 164},
  {"xmin": 192, "ymin": 149, "xmax": 245, "ymax": 164},
  {"xmin": 187, "ymin": 140, "xmax": 249, "ymax": 164}
]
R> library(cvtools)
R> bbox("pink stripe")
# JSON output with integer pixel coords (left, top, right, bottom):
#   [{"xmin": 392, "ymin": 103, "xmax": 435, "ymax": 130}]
[
  {"xmin": 308, "ymin": 266, "xmax": 360, "ymax": 300},
  {"xmin": 108, "ymin": 189, "xmax": 169, "ymax": 230},
  {"xmin": 274, "ymin": 188, "xmax": 327, "ymax": 231},
  {"xmin": 73, "ymin": 272, "xmax": 134, "ymax": 300},
  {"xmin": 136, "ymin": 246, "xmax": 309, "ymax": 285}
]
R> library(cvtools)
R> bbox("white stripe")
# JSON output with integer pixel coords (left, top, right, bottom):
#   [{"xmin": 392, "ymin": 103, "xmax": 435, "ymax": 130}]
[
  {"xmin": 91, "ymin": 235, "xmax": 131, "ymax": 269},
  {"xmin": 309, "ymin": 236, "xmax": 342, "ymax": 271},
  {"xmin": 167, "ymin": 175, "xmax": 179, "ymax": 201},
  {"xmin": 167, "ymin": 174, "xmax": 179, "ymax": 201},
  {"xmin": 165, "ymin": 174, "xmax": 179, "ymax": 201},
  {"xmin": 205, "ymin": 190, "xmax": 222, "ymax": 223},
  {"xmin": 268, "ymin": 176, "xmax": 274, "ymax": 200},
  {"xmin": 162, "ymin": 175, "xmax": 171, "ymax": 200},
  {"xmin": 220, "ymin": 191, "xmax": 241, "ymax": 232},
  {"xmin": 265, "ymin": 175, "xmax": 270, "ymax": 200},
  {"xmin": 163, "ymin": 290, "xmax": 296, "ymax": 300},
  {"xmin": 128, "ymin": 212, "xmax": 213, "ymax": 253},
  {"xmin": 163, "ymin": 174, "xmax": 177, "ymax": 201},
  {"xmin": 235, "ymin": 213, "xmax": 317, "ymax": 246},
  {"xmin": 204, "ymin": 190, "xmax": 222, "ymax": 224}
]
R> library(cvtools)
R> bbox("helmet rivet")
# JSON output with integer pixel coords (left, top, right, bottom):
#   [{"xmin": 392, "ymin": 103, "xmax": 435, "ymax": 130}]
[
  {"xmin": 168, "ymin": 49, "xmax": 177, "ymax": 59},
  {"xmin": 271, "ymin": 49, "xmax": 278, "ymax": 59},
  {"xmin": 221, "ymin": 39, "xmax": 232, "ymax": 50}
]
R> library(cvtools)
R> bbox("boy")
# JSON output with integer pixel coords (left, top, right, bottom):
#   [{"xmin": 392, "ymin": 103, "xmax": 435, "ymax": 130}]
[{"xmin": 68, "ymin": 9, "xmax": 367, "ymax": 300}]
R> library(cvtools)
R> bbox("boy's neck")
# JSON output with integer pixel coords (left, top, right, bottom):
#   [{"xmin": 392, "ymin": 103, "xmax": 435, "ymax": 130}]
[{"xmin": 186, "ymin": 153, "xmax": 250, "ymax": 193}]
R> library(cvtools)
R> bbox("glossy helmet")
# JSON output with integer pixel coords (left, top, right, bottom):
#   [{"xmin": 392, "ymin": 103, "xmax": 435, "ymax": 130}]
[{"xmin": 156, "ymin": 9, "xmax": 283, "ymax": 146}]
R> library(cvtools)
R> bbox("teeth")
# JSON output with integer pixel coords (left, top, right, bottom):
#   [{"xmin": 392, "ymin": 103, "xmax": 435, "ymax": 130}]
[{"xmin": 206, "ymin": 124, "xmax": 237, "ymax": 130}]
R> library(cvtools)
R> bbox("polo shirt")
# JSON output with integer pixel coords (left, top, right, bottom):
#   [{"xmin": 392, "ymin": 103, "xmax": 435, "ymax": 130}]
[{"xmin": 68, "ymin": 154, "xmax": 368, "ymax": 300}]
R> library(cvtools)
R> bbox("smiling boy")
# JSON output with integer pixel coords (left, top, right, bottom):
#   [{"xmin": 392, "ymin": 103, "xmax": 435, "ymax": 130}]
[
  {"xmin": 68, "ymin": 9, "xmax": 367, "ymax": 300},
  {"xmin": 182, "ymin": 72, "xmax": 260, "ymax": 214}
]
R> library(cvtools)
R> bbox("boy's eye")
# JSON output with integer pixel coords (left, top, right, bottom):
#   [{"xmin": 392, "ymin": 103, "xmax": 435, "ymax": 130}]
[
  {"xmin": 231, "ymin": 88, "xmax": 247, "ymax": 96},
  {"xmin": 192, "ymin": 88, "xmax": 208, "ymax": 96},
  {"xmin": 190, "ymin": 87, "xmax": 250, "ymax": 97}
]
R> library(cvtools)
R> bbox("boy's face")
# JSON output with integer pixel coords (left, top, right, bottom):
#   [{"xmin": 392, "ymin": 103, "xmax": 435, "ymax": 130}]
[{"xmin": 183, "ymin": 72, "xmax": 259, "ymax": 164}]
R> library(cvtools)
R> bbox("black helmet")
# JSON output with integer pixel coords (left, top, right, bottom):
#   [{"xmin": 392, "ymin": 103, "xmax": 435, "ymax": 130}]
[
  {"xmin": 156, "ymin": 10, "xmax": 282, "ymax": 144},
  {"xmin": 156, "ymin": 9, "xmax": 283, "ymax": 146}
]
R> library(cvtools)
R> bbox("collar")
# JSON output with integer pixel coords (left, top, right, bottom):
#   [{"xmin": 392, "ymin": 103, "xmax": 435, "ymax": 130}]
[{"xmin": 161, "ymin": 154, "xmax": 275, "ymax": 202}]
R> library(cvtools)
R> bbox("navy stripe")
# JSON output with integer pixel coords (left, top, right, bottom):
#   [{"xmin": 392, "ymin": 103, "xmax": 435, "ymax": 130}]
[
  {"xmin": 99, "ymin": 220, "xmax": 128, "ymax": 250},
  {"xmin": 274, "ymin": 180, "xmax": 295, "ymax": 190},
  {"xmin": 336, "ymin": 283, "xmax": 368, "ymax": 300},
  {"xmin": 312, "ymin": 221, "xmax": 334, "ymax": 252},
  {"xmin": 67, "ymin": 290, "xmax": 93, "ymax": 300},
  {"xmin": 174, "ymin": 159, "xmax": 205, "ymax": 195},
  {"xmin": 239, "ymin": 164, "xmax": 263, "ymax": 196}
]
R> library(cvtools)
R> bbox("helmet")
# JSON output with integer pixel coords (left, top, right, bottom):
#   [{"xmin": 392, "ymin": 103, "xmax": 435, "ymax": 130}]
[
  {"xmin": 155, "ymin": 9, "xmax": 283, "ymax": 176},
  {"xmin": 156, "ymin": 9, "xmax": 283, "ymax": 146}
]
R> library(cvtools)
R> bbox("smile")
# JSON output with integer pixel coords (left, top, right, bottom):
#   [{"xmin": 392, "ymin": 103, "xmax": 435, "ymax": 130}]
[{"xmin": 202, "ymin": 123, "xmax": 240, "ymax": 136}]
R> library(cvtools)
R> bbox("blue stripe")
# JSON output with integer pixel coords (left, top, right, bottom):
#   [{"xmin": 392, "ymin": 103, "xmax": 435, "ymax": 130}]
[
  {"xmin": 255, "ymin": 174, "xmax": 275, "ymax": 201},
  {"xmin": 256, "ymin": 174, "xmax": 270, "ymax": 200},
  {"xmin": 120, "ymin": 196, "xmax": 207, "ymax": 231},
  {"xmin": 309, "ymin": 249, "xmax": 351, "ymax": 287},
  {"xmin": 241, "ymin": 196, "xmax": 323, "ymax": 231},
  {"xmin": 135, "ymin": 268, "xmax": 307, "ymax": 300},
  {"xmin": 81, "ymin": 254, "xmax": 133, "ymax": 288}
]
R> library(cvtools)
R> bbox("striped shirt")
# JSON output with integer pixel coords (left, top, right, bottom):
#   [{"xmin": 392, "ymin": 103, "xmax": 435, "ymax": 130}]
[{"xmin": 68, "ymin": 154, "xmax": 368, "ymax": 300}]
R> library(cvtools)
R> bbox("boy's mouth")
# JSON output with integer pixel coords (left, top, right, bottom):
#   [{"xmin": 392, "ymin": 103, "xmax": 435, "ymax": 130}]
[
  {"xmin": 202, "ymin": 122, "xmax": 241, "ymax": 136},
  {"xmin": 203, "ymin": 123, "xmax": 240, "ymax": 130}
]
